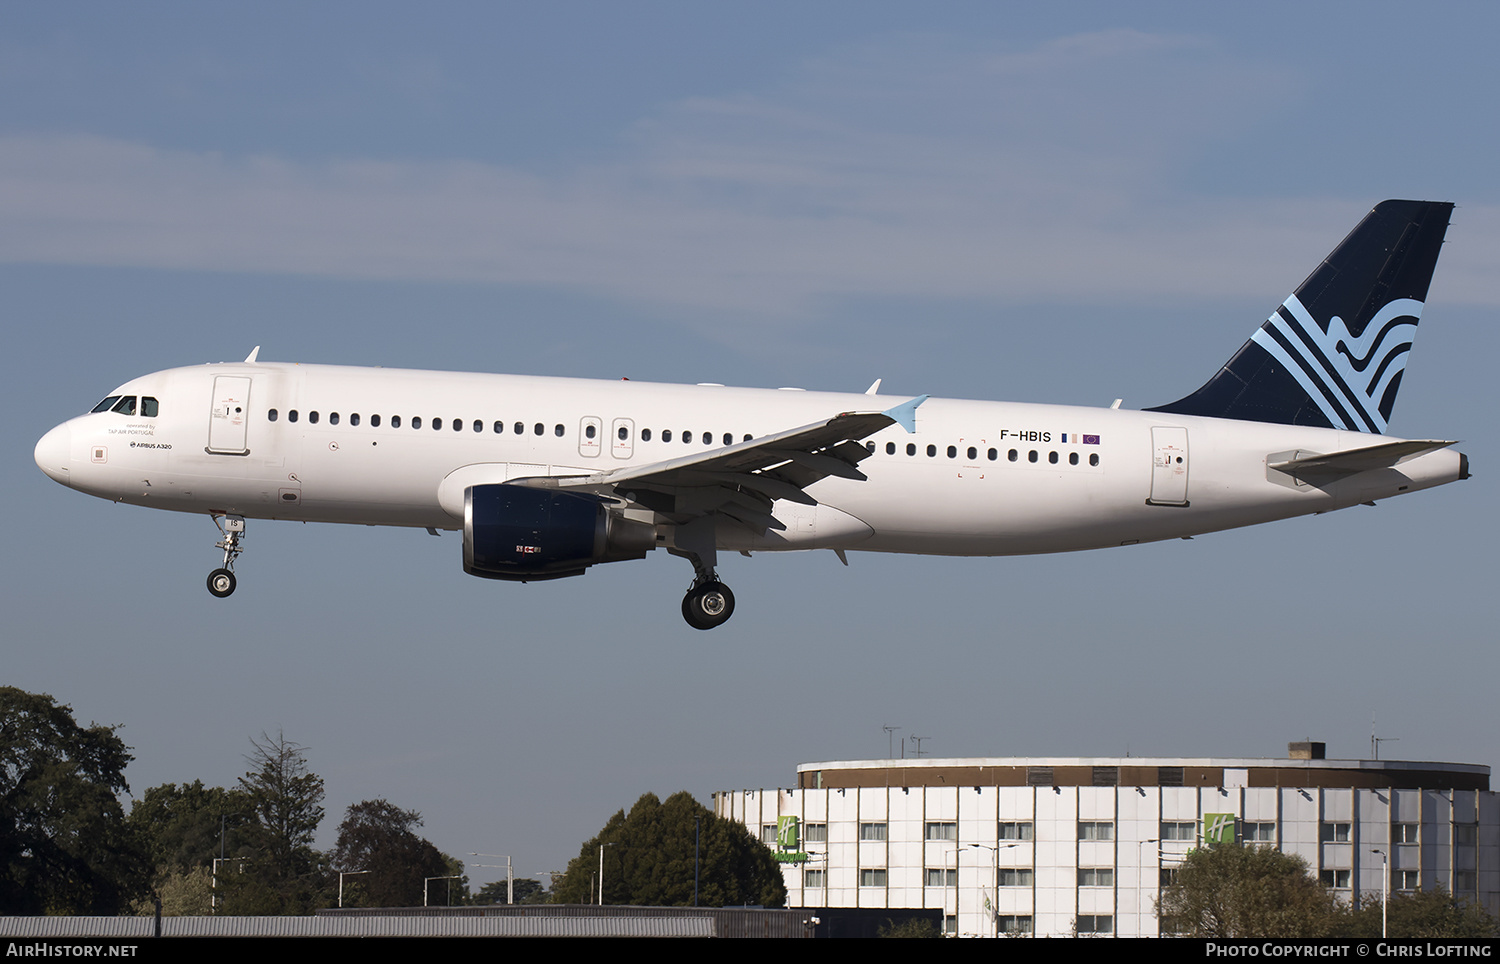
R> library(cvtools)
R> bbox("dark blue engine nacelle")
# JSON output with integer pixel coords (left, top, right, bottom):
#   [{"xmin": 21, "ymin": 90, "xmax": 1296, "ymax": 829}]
[{"xmin": 462, "ymin": 484, "xmax": 656, "ymax": 582}]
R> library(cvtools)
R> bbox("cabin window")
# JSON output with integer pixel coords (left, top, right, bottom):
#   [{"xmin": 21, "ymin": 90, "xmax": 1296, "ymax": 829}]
[
  {"xmin": 329, "ymin": 412, "xmax": 339, "ymax": 425},
  {"xmin": 886, "ymin": 442, "xmax": 896, "ymax": 455},
  {"xmin": 907, "ymin": 443, "xmax": 916, "ymax": 456},
  {"xmin": 268, "ymin": 409, "xmax": 278, "ymax": 422},
  {"xmin": 926, "ymin": 444, "xmax": 936, "ymax": 457},
  {"xmin": 514, "ymin": 422, "xmax": 523, "ymax": 434},
  {"xmin": 743, "ymin": 434, "xmax": 752, "ymax": 442},
  {"xmin": 683, "ymin": 431, "xmax": 692, "ymax": 444},
  {"xmin": 432, "ymin": 417, "xmax": 443, "ymax": 430},
  {"xmin": 586, "ymin": 424, "xmax": 597, "ymax": 439},
  {"xmin": 1008, "ymin": 449, "xmax": 1018, "ymax": 462},
  {"xmin": 662, "ymin": 429, "xmax": 672, "ymax": 442},
  {"xmin": 967, "ymin": 446, "xmax": 977, "ymax": 460},
  {"xmin": 350, "ymin": 413, "xmax": 360, "ymax": 426},
  {"xmin": 618, "ymin": 426, "xmax": 628, "ymax": 440},
  {"xmin": 533, "ymin": 423, "xmax": 544, "ymax": 436},
  {"xmin": 91, "ymin": 396, "xmax": 122, "ymax": 414},
  {"xmin": 309, "ymin": 411, "xmax": 319, "ymax": 424},
  {"xmin": 723, "ymin": 433, "xmax": 733, "ymax": 446},
  {"xmin": 452, "ymin": 419, "xmax": 462, "ymax": 432},
  {"xmin": 372, "ymin": 414, "xmax": 382, "ymax": 427},
  {"xmin": 473, "ymin": 420, "xmax": 482, "ymax": 433},
  {"xmin": 390, "ymin": 415, "xmax": 400, "ymax": 428},
  {"xmin": 1028, "ymin": 450, "xmax": 1038, "ymax": 463},
  {"xmin": 552, "ymin": 424, "xmax": 562, "ymax": 437},
  {"xmin": 412, "ymin": 416, "xmax": 422, "ymax": 429},
  {"xmin": 140, "ymin": 397, "xmax": 159, "ymax": 417},
  {"xmin": 1090, "ymin": 453, "xmax": 1100, "ymax": 466},
  {"xmin": 1069, "ymin": 452, "xmax": 1078, "ymax": 465},
  {"xmin": 866, "ymin": 441, "xmax": 875, "ymax": 453},
  {"xmin": 702, "ymin": 432, "xmax": 712, "ymax": 444},
  {"xmin": 1048, "ymin": 451, "xmax": 1058, "ymax": 464},
  {"xmin": 641, "ymin": 428, "xmax": 652, "ymax": 441},
  {"xmin": 289, "ymin": 410, "xmax": 299, "ymax": 423},
  {"xmin": 987, "ymin": 448, "xmax": 997, "ymax": 460},
  {"xmin": 947, "ymin": 445, "xmax": 957, "ymax": 459},
  {"xmin": 493, "ymin": 421, "xmax": 503, "ymax": 433}
]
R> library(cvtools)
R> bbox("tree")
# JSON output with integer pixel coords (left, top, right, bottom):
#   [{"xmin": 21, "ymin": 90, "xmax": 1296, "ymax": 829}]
[
  {"xmin": 1343, "ymin": 887, "xmax": 1499, "ymax": 938},
  {"xmin": 226, "ymin": 731, "xmax": 330, "ymax": 913},
  {"xmin": 1157, "ymin": 844, "xmax": 1343, "ymax": 938},
  {"xmin": 553, "ymin": 791, "xmax": 786, "ymax": 907},
  {"xmin": 329, "ymin": 799, "xmax": 454, "ymax": 907},
  {"xmin": 127, "ymin": 780, "xmax": 255, "ymax": 915},
  {"xmin": 0, "ymin": 686, "xmax": 147, "ymax": 914},
  {"xmin": 474, "ymin": 877, "xmax": 550, "ymax": 905}
]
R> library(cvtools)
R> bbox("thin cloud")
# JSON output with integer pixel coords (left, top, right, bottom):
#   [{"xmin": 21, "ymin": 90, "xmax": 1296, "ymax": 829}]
[{"xmin": 0, "ymin": 33, "xmax": 1495, "ymax": 317}]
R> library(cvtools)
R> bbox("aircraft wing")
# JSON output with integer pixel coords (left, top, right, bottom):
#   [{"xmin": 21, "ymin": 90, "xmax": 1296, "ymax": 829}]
[{"xmin": 510, "ymin": 396, "xmax": 926, "ymax": 531}]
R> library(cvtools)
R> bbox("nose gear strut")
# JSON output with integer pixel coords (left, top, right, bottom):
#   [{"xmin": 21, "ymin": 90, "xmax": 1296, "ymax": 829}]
[{"xmin": 207, "ymin": 514, "xmax": 246, "ymax": 598}]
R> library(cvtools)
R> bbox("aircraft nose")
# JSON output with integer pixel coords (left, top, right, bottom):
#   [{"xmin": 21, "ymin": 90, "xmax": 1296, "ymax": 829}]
[{"xmin": 34, "ymin": 423, "xmax": 72, "ymax": 487}]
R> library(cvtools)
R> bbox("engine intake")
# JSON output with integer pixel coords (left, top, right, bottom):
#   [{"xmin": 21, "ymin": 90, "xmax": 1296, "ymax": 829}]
[{"xmin": 463, "ymin": 484, "xmax": 655, "ymax": 581}]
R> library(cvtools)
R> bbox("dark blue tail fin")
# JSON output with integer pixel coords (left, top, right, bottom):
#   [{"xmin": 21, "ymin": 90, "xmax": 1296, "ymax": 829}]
[{"xmin": 1147, "ymin": 200, "xmax": 1453, "ymax": 433}]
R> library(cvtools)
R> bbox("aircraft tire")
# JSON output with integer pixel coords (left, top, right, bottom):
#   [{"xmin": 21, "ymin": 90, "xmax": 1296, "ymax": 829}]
[
  {"xmin": 682, "ymin": 581, "xmax": 734, "ymax": 630},
  {"xmin": 207, "ymin": 568, "xmax": 237, "ymax": 598}
]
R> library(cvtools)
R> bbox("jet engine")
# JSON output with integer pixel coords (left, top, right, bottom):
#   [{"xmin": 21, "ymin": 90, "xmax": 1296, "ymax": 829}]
[{"xmin": 462, "ymin": 483, "xmax": 656, "ymax": 581}]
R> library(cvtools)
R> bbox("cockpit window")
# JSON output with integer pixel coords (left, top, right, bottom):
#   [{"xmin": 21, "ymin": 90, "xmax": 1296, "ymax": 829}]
[
  {"xmin": 110, "ymin": 396, "xmax": 137, "ymax": 415},
  {"xmin": 91, "ymin": 396, "xmax": 122, "ymax": 414},
  {"xmin": 140, "ymin": 396, "xmax": 159, "ymax": 417}
]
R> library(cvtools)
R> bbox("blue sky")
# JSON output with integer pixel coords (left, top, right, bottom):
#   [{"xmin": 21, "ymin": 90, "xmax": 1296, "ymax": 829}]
[{"xmin": 4, "ymin": 2, "xmax": 1496, "ymax": 894}]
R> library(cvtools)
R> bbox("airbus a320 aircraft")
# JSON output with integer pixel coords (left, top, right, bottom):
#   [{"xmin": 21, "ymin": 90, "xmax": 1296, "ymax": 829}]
[{"xmin": 35, "ymin": 200, "xmax": 1467, "ymax": 629}]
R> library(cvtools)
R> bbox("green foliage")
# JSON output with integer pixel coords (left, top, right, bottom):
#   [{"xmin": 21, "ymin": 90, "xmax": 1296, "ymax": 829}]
[
  {"xmin": 129, "ymin": 780, "xmax": 254, "ymax": 873},
  {"xmin": 553, "ymin": 791, "xmax": 786, "ymax": 908},
  {"xmin": 0, "ymin": 686, "xmax": 147, "ymax": 914},
  {"xmin": 223, "ymin": 731, "xmax": 331, "ymax": 914},
  {"xmin": 474, "ymin": 877, "xmax": 550, "ymax": 905},
  {"xmin": 1157, "ymin": 844, "xmax": 1344, "ymax": 938},
  {"xmin": 1343, "ymin": 887, "xmax": 1500, "ymax": 938},
  {"xmin": 878, "ymin": 917, "xmax": 943, "ymax": 938},
  {"xmin": 330, "ymin": 799, "xmax": 454, "ymax": 907}
]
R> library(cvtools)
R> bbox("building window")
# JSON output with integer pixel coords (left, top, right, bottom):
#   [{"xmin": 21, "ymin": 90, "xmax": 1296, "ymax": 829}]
[
  {"xmin": 1026, "ymin": 766, "xmax": 1053, "ymax": 787},
  {"xmin": 1078, "ymin": 868, "xmax": 1114, "ymax": 887},
  {"xmin": 1161, "ymin": 821, "xmax": 1197, "ymax": 841},
  {"xmin": 1158, "ymin": 767, "xmax": 1183, "ymax": 786},
  {"xmin": 1456, "ymin": 824, "xmax": 1478, "ymax": 847},
  {"xmin": 999, "ymin": 821, "xmax": 1034, "ymax": 841},
  {"xmin": 1077, "ymin": 915, "xmax": 1113, "ymax": 935},
  {"xmin": 998, "ymin": 868, "xmax": 1033, "ymax": 887},
  {"xmin": 1321, "ymin": 823, "xmax": 1351, "ymax": 843},
  {"xmin": 1160, "ymin": 867, "xmax": 1179, "ymax": 887},
  {"xmin": 1092, "ymin": 766, "xmax": 1118, "ymax": 787},
  {"xmin": 925, "ymin": 822, "xmax": 957, "ymax": 841},
  {"xmin": 860, "ymin": 822, "xmax": 887, "ymax": 841},
  {"xmin": 1394, "ymin": 870, "xmax": 1419, "ymax": 890},
  {"xmin": 1242, "ymin": 822, "xmax": 1275, "ymax": 844},
  {"xmin": 1078, "ymin": 821, "xmax": 1113, "ymax": 841},
  {"xmin": 1455, "ymin": 871, "xmax": 1477, "ymax": 892},
  {"xmin": 943, "ymin": 916, "xmax": 957, "ymax": 936},
  {"xmin": 1392, "ymin": 822, "xmax": 1418, "ymax": 843},
  {"xmin": 925, "ymin": 868, "xmax": 957, "ymax": 887},
  {"xmin": 804, "ymin": 869, "xmax": 825, "ymax": 888},
  {"xmin": 860, "ymin": 868, "xmax": 887, "ymax": 887},
  {"xmin": 1320, "ymin": 869, "xmax": 1351, "ymax": 889},
  {"xmin": 998, "ymin": 915, "xmax": 1033, "ymax": 936},
  {"xmin": 760, "ymin": 825, "xmax": 778, "ymax": 845},
  {"xmin": 804, "ymin": 823, "xmax": 827, "ymax": 843}
]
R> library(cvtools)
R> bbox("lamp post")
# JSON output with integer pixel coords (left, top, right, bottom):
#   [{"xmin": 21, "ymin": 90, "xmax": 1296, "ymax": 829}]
[
  {"xmin": 1370, "ymin": 848, "xmax": 1388, "ymax": 938},
  {"xmin": 337, "ymin": 870, "xmax": 369, "ymax": 908},
  {"xmin": 469, "ymin": 853, "xmax": 514, "ymax": 904},
  {"xmin": 598, "ymin": 842, "xmax": 616, "ymax": 906}
]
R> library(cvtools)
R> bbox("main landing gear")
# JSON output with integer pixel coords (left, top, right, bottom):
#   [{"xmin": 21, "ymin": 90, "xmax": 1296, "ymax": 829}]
[
  {"xmin": 682, "ymin": 575, "xmax": 735, "ymax": 631},
  {"xmin": 207, "ymin": 514, "xmax": 246, "ymax": 598}
]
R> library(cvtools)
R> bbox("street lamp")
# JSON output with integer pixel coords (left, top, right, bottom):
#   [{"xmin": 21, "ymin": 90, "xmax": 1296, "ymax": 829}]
[
  {"xmin": 1370, "ymin": 848, "xmax": 1388, "ymax": 938},
  {"xmin": 337, "ymin": 870, "xmax": 369, "ymax": 908},
  {"xmin": 598, "ymin": 842, "xmax": 616, "ymax": 906},
  {"xmin": 469, "ymin": 853, "xmax": 514, "ymax": 904}
]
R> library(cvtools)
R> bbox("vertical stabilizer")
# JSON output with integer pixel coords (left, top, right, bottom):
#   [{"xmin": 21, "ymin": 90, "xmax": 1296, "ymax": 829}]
[{"xmin": 1148, "ymin": 200, "xmax": 1453, "ymax": 432}]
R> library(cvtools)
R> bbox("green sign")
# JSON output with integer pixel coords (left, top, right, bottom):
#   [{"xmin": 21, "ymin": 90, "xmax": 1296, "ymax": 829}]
[
  {"xmin": 1202, "ymin": 813, "xmax": 1236, "ymax": 845},
  {"xmin": 777, "ymin": 815, "xmax": 800, "ymax": 849}
]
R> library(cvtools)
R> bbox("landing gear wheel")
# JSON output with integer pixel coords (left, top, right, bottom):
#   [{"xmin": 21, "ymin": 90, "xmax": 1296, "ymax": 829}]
[
  {"xmin": 207, "ymin": 568, "xmax": 237, "ymax": 598},
  {"xmin": 682, "ymin": 580, "xmax": 735, "ymax": 630}
]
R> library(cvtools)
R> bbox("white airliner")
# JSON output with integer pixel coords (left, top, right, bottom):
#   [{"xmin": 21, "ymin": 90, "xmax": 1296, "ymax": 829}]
[{"xmin": 34, "ymin": 200, "xmax": 1467, "ymax": 629}]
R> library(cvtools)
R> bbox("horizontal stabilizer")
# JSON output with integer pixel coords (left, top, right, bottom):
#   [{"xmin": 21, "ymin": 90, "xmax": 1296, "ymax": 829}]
[{"xmin": 1269, "ymin": 439, "xmax": 1456, "ymax": 477}]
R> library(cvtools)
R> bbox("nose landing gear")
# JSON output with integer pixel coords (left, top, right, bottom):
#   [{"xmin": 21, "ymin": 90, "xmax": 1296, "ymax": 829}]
[{"xmin": 207, "ymin": 514, "xmax": 246, "ymax": 598}]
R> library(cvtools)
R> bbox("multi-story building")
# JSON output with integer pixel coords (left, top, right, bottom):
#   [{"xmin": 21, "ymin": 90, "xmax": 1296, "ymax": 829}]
[{"xmin": 714, "ymin": 744, "xmax": 1497, "ymax": 937}]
